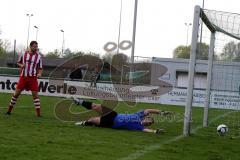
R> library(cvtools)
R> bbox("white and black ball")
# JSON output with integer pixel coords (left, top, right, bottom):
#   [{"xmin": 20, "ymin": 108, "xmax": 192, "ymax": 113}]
[{"xmin": 217, "ymin": 124, "xmax": 229, "ymax": 136}]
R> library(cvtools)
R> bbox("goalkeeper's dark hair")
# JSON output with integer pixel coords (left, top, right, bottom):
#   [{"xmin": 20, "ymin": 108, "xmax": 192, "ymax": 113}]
[{"xmin": 144, "ymin": 116, "xmax": 154, "ymax": 123}]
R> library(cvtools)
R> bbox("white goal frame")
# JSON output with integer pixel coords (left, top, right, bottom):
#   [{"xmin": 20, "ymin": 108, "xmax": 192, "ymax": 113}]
[{"xmin": 183, "ymin": 5, "xmax": 217, "ymax": 136}]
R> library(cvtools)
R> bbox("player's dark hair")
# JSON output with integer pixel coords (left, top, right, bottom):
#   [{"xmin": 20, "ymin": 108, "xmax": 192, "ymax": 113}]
[
  {"xmin": 145, "ymin": 116, "xmax": 154, "ymax": 123},
  {"xmin": 30, "ymin": 41, "xmax": 38, "ymax": 47}
]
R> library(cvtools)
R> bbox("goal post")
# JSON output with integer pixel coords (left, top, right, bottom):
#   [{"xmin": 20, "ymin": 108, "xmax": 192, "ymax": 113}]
[
  {"xmin": 184, "ymin": 5, "xmax": 240, "ymax": 137},
  {"xmin": 203, "ymin": 32, "xmax": 215, "ymax": 127},
  {"xmin": 183, "ymin": 5, "xmax": 201, "ymax": 136}
]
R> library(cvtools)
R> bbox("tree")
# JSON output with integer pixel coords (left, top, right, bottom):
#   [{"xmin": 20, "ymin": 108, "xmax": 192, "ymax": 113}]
[
  {"xmin": 173, "ymin": 43, "xmax": 209, "ymax": 60},
  {"xmin": 0, "ymin": 29, "xmax": 5, "ymax": 58},
  {"xmin": 220, "ymin": 41, "xmax": 240, "ymax": 61},
  {"xmin": 0, "ymin": 34, "xmax": 11, "ymax": 58},
  {"xmin": 173, "ymin": 45, "xmax": 191, "ymax": 59},
  {"xmin": 196, "ymin": 43, "xmax": 209, "ymax": 60},
  {"xmin": 74, "ymin": 51, "xmax": 85, "ymax": 57},
  {"xmin": 0, "ymin": 46, "xmax": 4, "ymax": 58},
  {"xmin": 1, "ymin": 39, "xmax": 11, "ymax": 51},
  {"xmin": 111, "ymin": 53, "xmax": 129, "ymax": 72},
  {"xmin": 85, "ymin": 52, "xmax": 100, "ymax": 58},
  {"xmin": 62, "ymin": 49, "xmax": 91, "ymax": 58},
  {"xmin": 45, "ymin": 49, "xmax": 60, "ymax": 58},
  {"xmin": 15, "ymin": 44, "xmax": 26, "ymax": 53},
  {"xmin": 62, "ymin": 48, "xmax": 74, "ymax": 58},
  {"xmin": 102, "ymin": 52, "xmax": 114, "ymax": 63}
]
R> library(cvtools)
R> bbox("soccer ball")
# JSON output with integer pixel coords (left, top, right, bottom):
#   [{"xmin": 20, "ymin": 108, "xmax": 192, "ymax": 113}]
[{"xmin": 217, "ymin": 124, "xmax": 229, "ymax": 136}]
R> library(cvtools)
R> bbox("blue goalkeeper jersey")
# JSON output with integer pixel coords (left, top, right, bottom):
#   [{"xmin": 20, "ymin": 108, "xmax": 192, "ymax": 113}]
[{"xmin": 112, "ymin": 110, "xmax": 145, "ymax": 131}]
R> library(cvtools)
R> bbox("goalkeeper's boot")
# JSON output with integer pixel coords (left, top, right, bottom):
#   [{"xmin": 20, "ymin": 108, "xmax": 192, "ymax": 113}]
[
  {"xmin": 72, "ymin": 97, "xmax": 84, "ymax": 106},
  {"xmin": 75, "ymin": 121, "xmax": 86, "ymax": 126}
]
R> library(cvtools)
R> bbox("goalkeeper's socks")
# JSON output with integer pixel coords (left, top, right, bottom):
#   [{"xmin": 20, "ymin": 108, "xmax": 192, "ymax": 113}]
[
  {"xmin": 73, "ymin": 98, "xmax": 84, "ymax": 105},
  {"xmin": 73, "ymin": 98, "xmax": 92, "ymax": 110},
  {"xmin": 85, "ymin": 121, "xmax": 94, "ymax": 126}
]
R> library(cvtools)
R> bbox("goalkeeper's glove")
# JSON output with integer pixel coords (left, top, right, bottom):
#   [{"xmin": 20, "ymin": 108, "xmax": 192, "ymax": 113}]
[
  {"xmin": 155, "ymin": 129, "xmax": 165, "ymax": 135},
  {"xmin": 159, "ymin": 111, "xmax": 173, "ymax": 116}
]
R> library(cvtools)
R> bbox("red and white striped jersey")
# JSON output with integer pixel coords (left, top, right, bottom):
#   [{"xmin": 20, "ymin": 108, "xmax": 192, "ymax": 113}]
[{"xmin": 18, "ymin": 51, "xmax": 43, "ymax": 77}]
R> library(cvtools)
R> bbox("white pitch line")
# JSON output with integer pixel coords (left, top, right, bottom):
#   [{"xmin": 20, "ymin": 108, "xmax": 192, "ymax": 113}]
[{"xmin": 119, "ymin": 111, "xmax": 235, "ymax": 160}]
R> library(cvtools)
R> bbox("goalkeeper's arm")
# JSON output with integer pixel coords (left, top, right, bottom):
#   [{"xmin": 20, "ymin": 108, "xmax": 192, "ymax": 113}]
[
  {"xmin": 143, "ymin": 128, "xmax": 165, "ymax": 135},
  {"xmin": 144, "ymin": 109, "xmax": 173, "ymax": 116}
]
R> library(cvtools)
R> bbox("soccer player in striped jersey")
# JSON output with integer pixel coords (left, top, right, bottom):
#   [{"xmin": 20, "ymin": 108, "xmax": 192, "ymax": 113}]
[{"xmin": 6, "ymin": 41, "xmax": 43, "ymax": 117}]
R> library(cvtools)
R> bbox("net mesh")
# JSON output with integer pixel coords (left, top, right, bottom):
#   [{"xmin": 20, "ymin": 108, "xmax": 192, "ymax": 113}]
[
  {"xmin": 198, "ymin": 8, "xmax": 240, "ymax": 138},
  {"xmin": 202, "ymin": 9, "xmax": 240, "ymax": 40}
]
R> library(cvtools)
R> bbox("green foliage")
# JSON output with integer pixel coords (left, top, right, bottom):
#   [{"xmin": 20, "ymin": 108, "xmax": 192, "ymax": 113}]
[
  {"xmin": 45, "ymin": 49, "xmax": 98, "ymax": 59},
  {"xmin": 62, "ymin": 48, "xmax": 74, "ymax": 58},
  {"xmin": 0, "ymin": 29, "xmax": 10, "ymax": 59},
  {"xmin": 173, "ymin": 43, "xmax": 210, "ymax": 60},
  {"xmin": 0, "ymin": 46, "xmax": 5, "ymax": 57},
  {"xmin": 102, "ymin": 52, "xmax": 114, "ymax": 63},
  {"xmin": 102, "ymin": 52, "xmax": 129, "ymax": 65},
  {"xmin": 112, "ymin": 53, "xmax": 129, "ymax": 65},
  {"xmin": 74, "ymin": 51, "xmax": 84, "ymax": 57},
  {"xmin": 45, "ymin": 49, "xmax": 60, "ymax": 58},
  {"xmin": 84, "ymin": 51, "xmax": 100, "ymax": 58},
  {"xmin": 0, "ymin": 30, "xmax": 5, "ymax": 58},
  {"xmin": 173, "ymin": 45, "xmax": 191, "ymax": 59},
  {"xmin": 220, "ymin": 41, "xmax": 240, "ymax": 61},
  {"xmin": 196, "ymin": 43, "xmax": 209, "ymax": 60}
]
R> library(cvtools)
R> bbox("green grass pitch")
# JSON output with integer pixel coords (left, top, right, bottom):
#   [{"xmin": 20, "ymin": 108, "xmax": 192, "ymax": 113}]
[{"xmin": 0, "ymin": 93, "xmax": 239, "ymax": 160}]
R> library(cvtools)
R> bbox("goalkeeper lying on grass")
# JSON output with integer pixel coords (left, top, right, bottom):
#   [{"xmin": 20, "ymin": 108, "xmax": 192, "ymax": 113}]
[{"xmin": 73, "ymin": 98, "xmax": 172, "ymax": 134}]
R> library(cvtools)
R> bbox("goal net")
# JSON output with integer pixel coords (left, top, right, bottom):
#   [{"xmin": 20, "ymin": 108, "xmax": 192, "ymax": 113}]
[{"xmin": 184, "ymin": 6, "xmax": 240, "ymax": 138}]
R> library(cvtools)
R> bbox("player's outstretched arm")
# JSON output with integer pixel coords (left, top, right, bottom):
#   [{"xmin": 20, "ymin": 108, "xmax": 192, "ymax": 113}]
[
  {"xmin": 143, "ymin": 128, "xmax": 156, "ymax": 133},
  {"xmin": 143, "ymin": 128, "xmax": 165, "ymax": 135},
  {"xmin": 144, "ymin": 109, "xmax": 173, "ymax": 116},
  {"xmin": 144, "ymin": 109, "xmax": 161, "ymax": 115}
]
